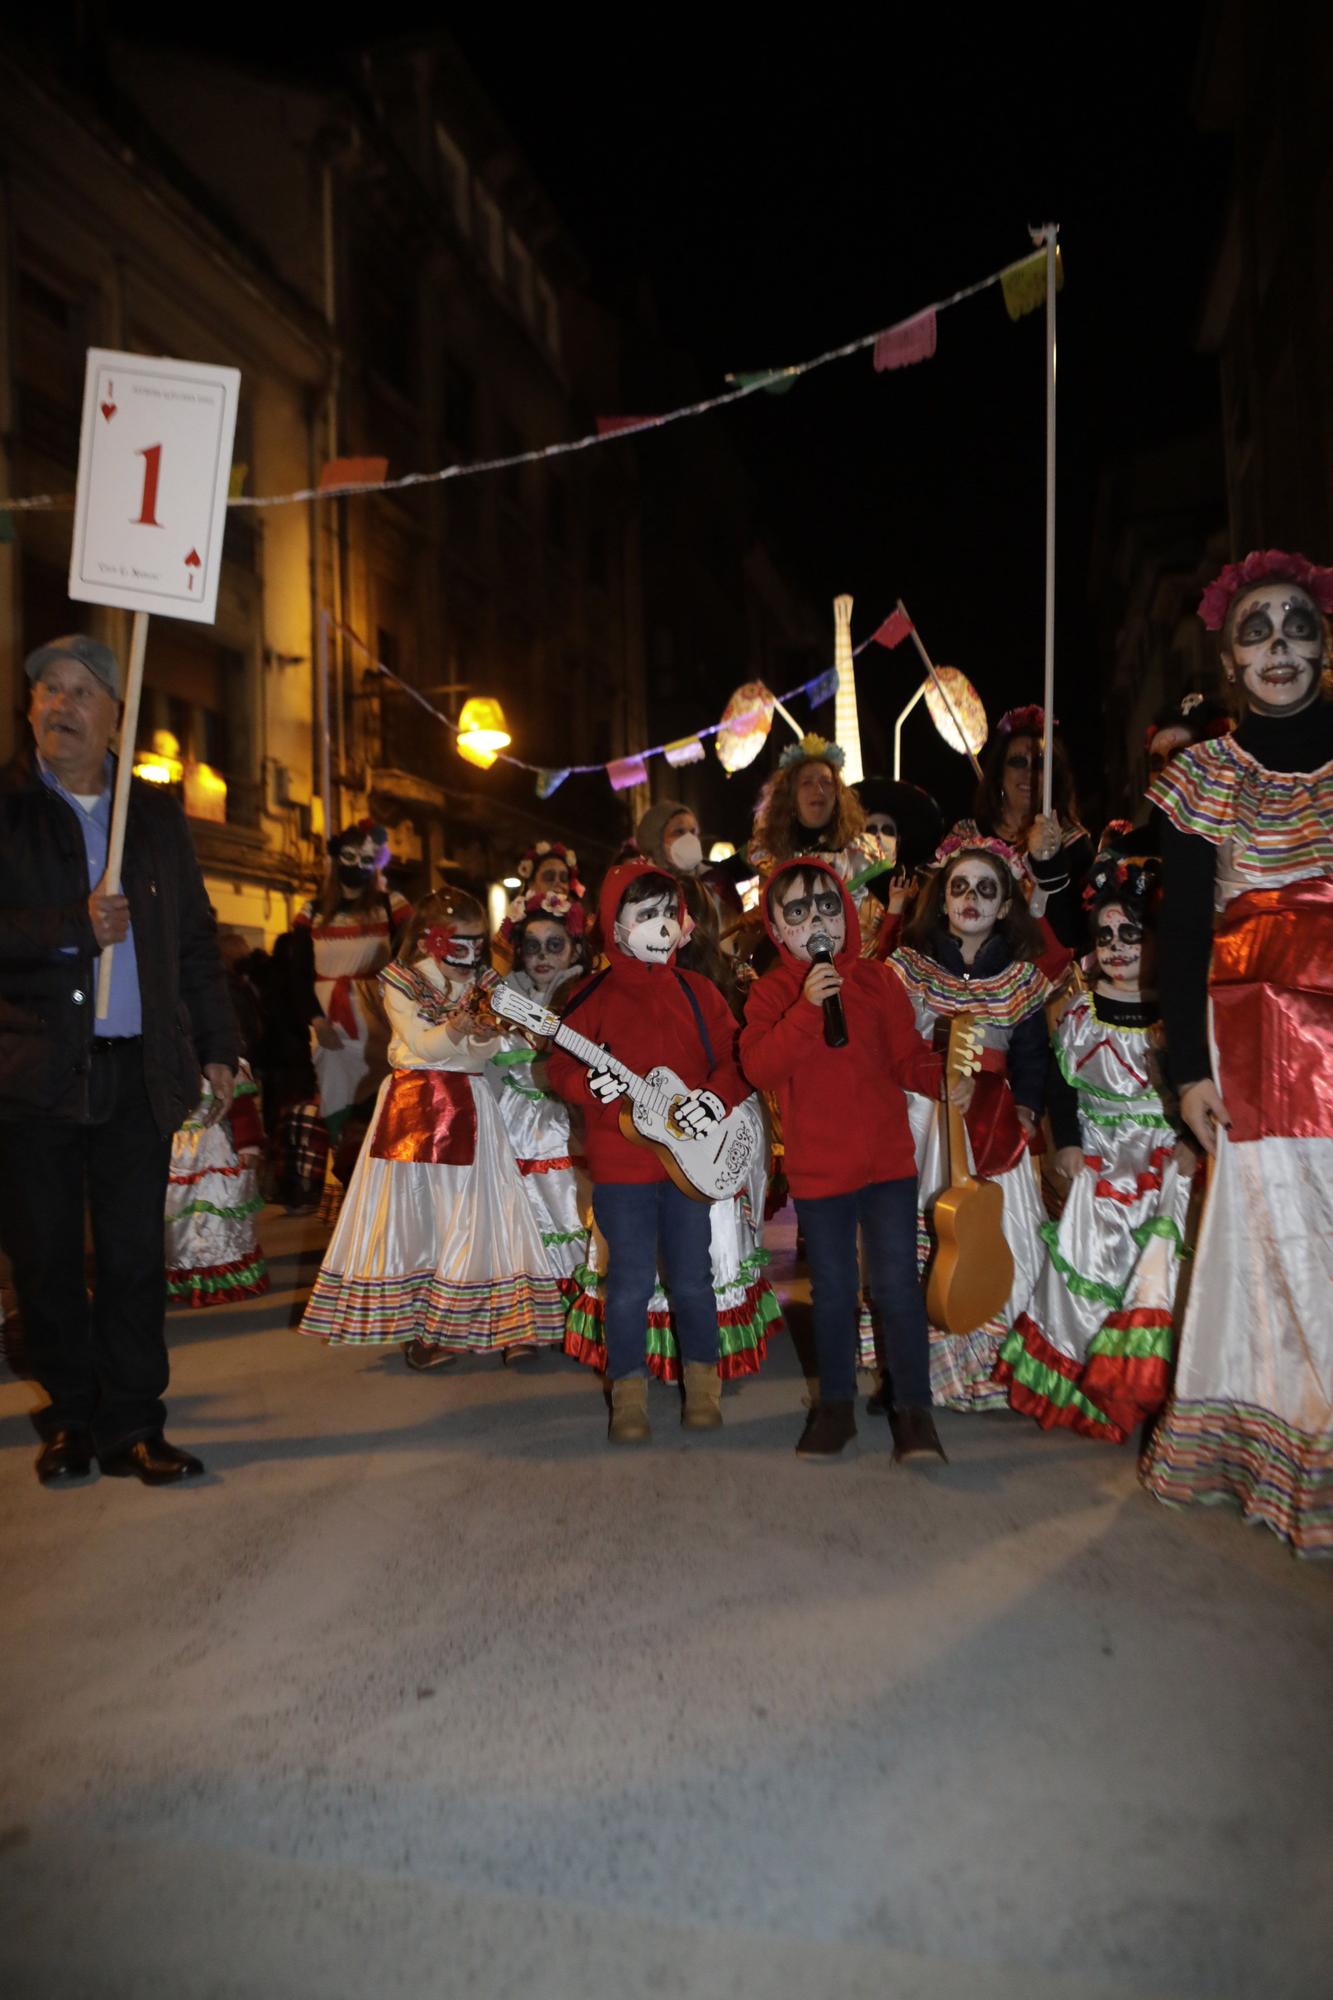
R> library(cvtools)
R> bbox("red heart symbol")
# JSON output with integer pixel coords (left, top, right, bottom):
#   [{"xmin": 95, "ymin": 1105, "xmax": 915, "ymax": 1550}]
[
  {"xmin": 184, "ymin": 548, "xmax": 201, "ymax": 568},
  {"xmin": 100, "ymin": 401, "xmax": 117, "ymax": 421}
]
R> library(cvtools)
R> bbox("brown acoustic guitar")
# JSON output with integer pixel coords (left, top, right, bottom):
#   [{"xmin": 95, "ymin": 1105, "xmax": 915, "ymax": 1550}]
[{"xmin": 924, "ymin": 1011, "xmax": 1015, "ymax": 1334}]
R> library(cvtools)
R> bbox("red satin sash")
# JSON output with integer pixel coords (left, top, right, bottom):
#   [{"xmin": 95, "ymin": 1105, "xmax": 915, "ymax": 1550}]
[
  {"xmin": 1210, "ymin": 874, "xmax": 1333, "ymax": 1142},
  {"xmin": 964, "ymin": 1059, "xmax": 1027, "ymax": 1177},
  {"xmin": 370, "ymin": 1070, "xmax": 477, "ymax": 1164}
]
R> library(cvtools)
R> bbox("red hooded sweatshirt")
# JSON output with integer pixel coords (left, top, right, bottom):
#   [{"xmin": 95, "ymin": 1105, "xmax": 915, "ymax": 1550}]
[
  {"xmin": 740, "ymin": 858, "xmax": 941, "ymax": 1200},
  {"xmin": 546, "ymin": 859, "xmax": 749, "ymax": 1185}
]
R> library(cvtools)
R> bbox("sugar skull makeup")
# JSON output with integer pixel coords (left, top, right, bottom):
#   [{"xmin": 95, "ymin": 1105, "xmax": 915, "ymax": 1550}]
[
  {"xmin": 614, "ymin": 886, "xmax": 681, "ymax": 965},
  {"xmin": 1226, "ymin": 581, "xmax": 1327, "ymax": 716},
  {"xmin": 336, "ymin": 835, "xmax": 379, "ymax": 891},
  {"xmin": 1093, "ymin": 901, "xmax": 1144, "ymax": 991},
  {"xmin": 532, "ymin": 856, "xmax": 571, "ymax": 894},
  {"xmin": 944, "ymin": 857, "xmax": 1008, "ymax": 943},
  {"xmin": 769, "ymin": 871, "xmax": 847, "ymax": 962},
  {"xmin": 519, "ymin": 918, "xmax": 573, "ymax": 991}
]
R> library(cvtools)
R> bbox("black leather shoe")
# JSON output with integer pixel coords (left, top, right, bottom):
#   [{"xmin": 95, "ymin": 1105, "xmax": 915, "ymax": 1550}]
[
  {"xmin": 35, "ymin": 1428, "xmax": 95, "ymax": 1484},
  {"xmin": 795, "ymin": 1401, "xmax": 858, "ymax": 1460},
  {"xmin": 98, "ymin": 1435, "xmax": 205, "ymax": 1485}
]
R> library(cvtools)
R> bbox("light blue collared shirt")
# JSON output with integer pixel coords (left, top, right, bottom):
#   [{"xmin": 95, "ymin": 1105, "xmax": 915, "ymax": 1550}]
[{"xmin": 38, "ymin": 753, "xmax": 143, "ymax": 1037}]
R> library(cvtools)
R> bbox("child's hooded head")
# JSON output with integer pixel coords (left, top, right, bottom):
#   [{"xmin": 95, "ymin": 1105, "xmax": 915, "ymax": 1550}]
[
  {"xmin": 765, "ymin": 863, "xmax": 849, "ymax": 964},
  {"xmin": 612, "ymin": 869, "xmax": 682, "ymax": 967}
]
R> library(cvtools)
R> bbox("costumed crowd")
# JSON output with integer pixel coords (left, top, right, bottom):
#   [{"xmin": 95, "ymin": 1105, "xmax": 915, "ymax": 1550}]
[{"xmin": 1, "ymin": 548, "xmax": 1330, "ymax": 1559}]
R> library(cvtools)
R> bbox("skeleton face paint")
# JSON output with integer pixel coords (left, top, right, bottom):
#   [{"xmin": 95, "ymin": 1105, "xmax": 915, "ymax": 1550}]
[
  {"xmin": 337, "ymin": 836, "xmax": 379, "ymax": 893},
  {"xmin": 519, "ymin": 918, "xmax": 573, "ymax": 992},
  {"xmin": 532, "ymin": 857, "xmax": 570, "ymax": 895},
  {"xmin": 1001, "ymin": 736, "xmax": 1042, "ymax": 821},
  {"xmin": 1227, "ymin": 582, "xmax": 1327, "ymax": 715},
  {"xmin": 944, "ymin": 858, "xmax": 1008, "ymax": 944},
  {"xmin": 770, "ymin": 876, "xmax": 847, "ymax": 962},
  {"xmin": 1093, "ymin": 901, "xmax": 1144, "ymax": 993},
  {"xmin": 793, "ymin": 761, "xmax": 837, "ymax": 831},
  {"xmin": 434, "ymin": 929, "xmax": 486, "ymax": 972},
  {"xmin": 614, "ymin": 888, "xmax": 681, "ymax": 965}
]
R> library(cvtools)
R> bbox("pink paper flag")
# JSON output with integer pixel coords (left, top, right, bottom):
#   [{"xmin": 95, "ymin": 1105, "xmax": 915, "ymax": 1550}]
[
  {"xmin": 873, "ymin": 311, "xmax": 937, "ymax": 372},
  {"xmin": 607, "ymin": 754, "xmax": 648, "ymax": 791},
  {"xmin": 596, "ymin": 416, "xmax": 656, "ymax": 437},
  {"xmin": 872, "ymin": 609, "xmax": 914, "ymax": 650}
]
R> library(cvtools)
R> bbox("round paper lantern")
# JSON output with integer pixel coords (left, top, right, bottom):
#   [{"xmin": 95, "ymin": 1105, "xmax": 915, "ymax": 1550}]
[
  {"xmin": 715, "ymin": 681, "xmax": 775, "ymax": 775},
  {"xmin": 923, "ymin": 667, "xmax": 987, "ymax": 758}
]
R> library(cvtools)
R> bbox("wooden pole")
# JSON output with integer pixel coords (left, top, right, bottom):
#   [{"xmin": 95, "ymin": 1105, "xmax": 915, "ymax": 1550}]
[
  {"xmin": 95, "ymin": 610, "xmax": 150, "ymax": 1019},
  {"xmin": 1040, "ymin": 222, "xmax": 1058, "ymax": 819}
]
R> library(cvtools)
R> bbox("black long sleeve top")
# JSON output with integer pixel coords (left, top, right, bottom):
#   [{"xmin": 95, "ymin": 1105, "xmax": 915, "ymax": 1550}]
[{"xmin": 1158, "ymin": 699, "xmax": 1333, "ymax": 1086}]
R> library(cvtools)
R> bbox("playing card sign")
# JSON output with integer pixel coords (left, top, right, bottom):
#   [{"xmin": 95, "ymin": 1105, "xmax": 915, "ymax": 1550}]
[{"xmin": 68, "ymin": 349, "xmax": 240, "ymax": 624}]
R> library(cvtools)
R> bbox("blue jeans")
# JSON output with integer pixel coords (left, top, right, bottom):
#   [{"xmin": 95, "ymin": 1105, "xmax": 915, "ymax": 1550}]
[
  {"xmin": 795, "ymin": 1177, "xmax": 931, "ymax": 1407},
  {"xmin": 592, "ymin": 1179, "xmax": 717, "ymax": 1381}
]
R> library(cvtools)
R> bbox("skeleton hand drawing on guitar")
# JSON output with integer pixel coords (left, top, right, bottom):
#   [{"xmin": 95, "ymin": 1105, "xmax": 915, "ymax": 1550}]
[
  {"xmin": 924, "ymin": 1011, "xmax": 1016, "ymax": 1334},
  {"xmin": 490, "ymin": 981, "xmax": 763, "ymax": 1203}
]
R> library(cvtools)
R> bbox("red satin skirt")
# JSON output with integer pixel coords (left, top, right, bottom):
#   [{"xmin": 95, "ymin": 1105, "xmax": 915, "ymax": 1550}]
[
  {"xmin": 370, "ymin": 1070, "xmax": 478, "ymax": 1164},
  {"xmin": 1210, "ymin": 875, "xmax": 1333, "ymax": 1144}
]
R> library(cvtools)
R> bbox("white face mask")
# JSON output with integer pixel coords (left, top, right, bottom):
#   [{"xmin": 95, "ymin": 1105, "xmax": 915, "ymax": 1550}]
[
  {"xmin": 666, "ymin": 832, "xmax": 703, "ymax": 874},
  {"xmin": 614, "ymin": 891, "xmax": 681, "ymax": 965}
]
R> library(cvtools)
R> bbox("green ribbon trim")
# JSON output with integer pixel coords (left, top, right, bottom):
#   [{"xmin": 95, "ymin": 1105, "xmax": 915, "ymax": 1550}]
[
  {"xmin": 169, "ymin": 1197, "xmax": 264, "ymax": 1223},
  {"xmin": 167, "ymin": 1257, "xmax": 267, "ymax": 1298},
  {"xmin": 996, "ymin": 1329, "xmax": 1115, "ymax": 1427},
  {"xmin": 847, "ymin": 856, "xmax": 895, "ymax": 892},
  {"xmin": 541, "ymin": 1228, "xmax": 586, "ymax": 1248},
  {"xmin": 1037, "ymin": 1214, "xmax": 1190, "ymax": 1310},
  {"xmin": 491, "ymin": 1049, "xmax": 537, "ymax": 1068},
  {"xmin": 1086, "ymin": 1321, "xmax": 1174, "ymax": 1363},
  {"xmin": 1052, "ymin": 1037, "xmax": 1165, "ymax": 1112}
]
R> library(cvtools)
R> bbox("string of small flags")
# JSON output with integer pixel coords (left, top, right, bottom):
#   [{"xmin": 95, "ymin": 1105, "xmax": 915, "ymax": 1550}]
[
  {"xmin": 333, "ymin": 606, "xmax": 918, "ymax": 799},
  {"xmin": 1, "ymin": 246, "xmax": 1060, "ymax": 517}
]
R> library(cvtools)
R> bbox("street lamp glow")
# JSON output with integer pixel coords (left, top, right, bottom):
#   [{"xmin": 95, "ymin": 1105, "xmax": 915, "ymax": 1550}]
[{"xmin": 457, "ymin": 697, "xmax": 511, "ymax": 769}]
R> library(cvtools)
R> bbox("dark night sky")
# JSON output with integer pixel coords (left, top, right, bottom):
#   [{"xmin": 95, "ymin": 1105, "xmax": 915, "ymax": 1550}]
[
  {"xmin": 446, "ymin": 16, "xmax": 1230, "ymax": 823},
  {"xmin": 97, "ymin": 9, "xmax": 1232, "ymax": 827}
]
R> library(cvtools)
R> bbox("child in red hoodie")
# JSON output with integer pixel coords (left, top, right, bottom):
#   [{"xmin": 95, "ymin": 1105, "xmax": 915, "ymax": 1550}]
[
  {"xmin": 546, "ymin": 861, "xmax": 751, "ymax": 1444},
  {"xmin": 740, "ymin": 858, "xmax": 952, "ymax": 1461}
]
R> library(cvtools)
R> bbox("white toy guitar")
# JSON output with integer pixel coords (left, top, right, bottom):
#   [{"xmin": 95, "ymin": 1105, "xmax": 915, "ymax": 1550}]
[{"xmin": 488, "ymin": 980, "xmax": 763, "ymax": 1203}]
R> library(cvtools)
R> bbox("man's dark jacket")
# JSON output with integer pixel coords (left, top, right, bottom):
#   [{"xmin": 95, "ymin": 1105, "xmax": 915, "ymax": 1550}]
[{"xmin": 0, "ymin": 746, "xmax": 238, "ymax": 1134}]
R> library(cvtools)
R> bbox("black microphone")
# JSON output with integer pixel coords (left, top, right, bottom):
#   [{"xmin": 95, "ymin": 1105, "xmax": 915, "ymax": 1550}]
[{"xmin": 808, "ymin": 931, "xmax": 849, "ymax": 1048}]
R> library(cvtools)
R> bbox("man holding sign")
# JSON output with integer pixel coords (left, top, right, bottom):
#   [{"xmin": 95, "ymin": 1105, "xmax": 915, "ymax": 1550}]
[{"xmin": 0, "ymin": 633, "xmax": 238, "ymax": 1485}]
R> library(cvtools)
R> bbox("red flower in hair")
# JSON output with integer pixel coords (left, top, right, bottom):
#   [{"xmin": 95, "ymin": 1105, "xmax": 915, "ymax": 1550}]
[
  {"xmin": 996, "ymin": 704, "xmax": 1049, "ymax": 738},
  {"xmin": 1197, "ymin": 548, "xmax": 1333, "ymax": 631},
  {"xmin": 421, "ymin": 923, "xmax": 456, "ymax": 965}
]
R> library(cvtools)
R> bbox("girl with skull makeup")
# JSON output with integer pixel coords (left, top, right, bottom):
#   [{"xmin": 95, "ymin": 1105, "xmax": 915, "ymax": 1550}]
[
  {"xmin": 887, "ymin": 834, "xmax": 1051, "ymax": 1409},
  {"xmin": 301, "ymin": 889, "xmax": 567, "ymax": 1365},
  {"xmin": 1140, "ymin": 550, "xmax": 1333, "ymax": 1556},
  {"xmin": 488, "ymin": 892, "xmax": 591, "ymax": 1293},
  {"xmin": 291, "ymin": 819, "xmax": 410, "ymax": 1158},
  {"xmin": 994, "ymin": 852, "xmax": 1197, "ymax": 1440},
  {"xmin": 547, "ymin": 861, "xmax": 765, "ymax": 1443}
]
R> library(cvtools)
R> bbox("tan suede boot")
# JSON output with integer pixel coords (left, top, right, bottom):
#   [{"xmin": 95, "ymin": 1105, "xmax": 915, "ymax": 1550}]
[
  {"xmin": 608, "ymin": 1376, "xmax": 651, "ymax": 1445},
  {"xmin": 681, "ymin": 1360, "xmax": 723, "ymax": 1430}
]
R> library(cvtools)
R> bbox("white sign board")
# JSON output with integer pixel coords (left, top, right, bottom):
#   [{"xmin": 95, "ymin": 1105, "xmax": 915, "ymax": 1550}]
[{"xmin": 68, "ymin": 348, "xmax": 240, "ymax": 625}]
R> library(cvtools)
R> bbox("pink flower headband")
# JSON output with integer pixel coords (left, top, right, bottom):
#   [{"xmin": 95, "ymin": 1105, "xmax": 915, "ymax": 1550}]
[
  {"xmin": 932, "ymin": 829, "xmax": 1027, "ymax": 884},
  {"xmin": 1197, "ymin": 549, "xmax": 1333, "ymax": 632},
  {"xmin": 996, "ymin": 704, "xmax": 1049, "ymax": 738}
]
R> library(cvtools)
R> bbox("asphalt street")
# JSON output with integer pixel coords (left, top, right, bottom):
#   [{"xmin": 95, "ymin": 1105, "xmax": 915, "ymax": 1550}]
[{"xmin": 1, "ymin": 1207, "xmax": 1330, "ymax": 2000}]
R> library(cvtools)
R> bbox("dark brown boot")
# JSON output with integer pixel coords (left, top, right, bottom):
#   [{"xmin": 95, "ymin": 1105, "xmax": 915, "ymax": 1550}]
[
  {"xmin": 889, "ymin": 1405, "xmax": 948, "ymax": 1464},
  {"xmin": 795, "ymin": 1401, "xmax": 857, "ymax": 1460}
]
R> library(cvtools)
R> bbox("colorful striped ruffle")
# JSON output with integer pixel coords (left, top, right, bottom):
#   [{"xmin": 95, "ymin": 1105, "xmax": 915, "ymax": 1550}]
[
  {"xmin": 994, "ymin": 1309, "xmax": 1172, "ymax": 1443},
  {"xmin": 301, "ymin": 1268, "xmax": 567, "ymax": 1351},
  {"xmin": 1141, "ymin": 1397, "xmax": 1333, "ymax": 1558},
  {"xmin": 563, "ymin": 1255, "xmax": 780, "ymax": 1383},
  {"xmin": 891, "ymin": 948, "xmax": 1050, "ymax": 1029},
  {"xmin": 1149, "ymin": 735, "xmax": 1333, "ymax": 874},
  {"xmin": 167, "ymin": 1254, "xmax": 270, "ymax": 1308}
]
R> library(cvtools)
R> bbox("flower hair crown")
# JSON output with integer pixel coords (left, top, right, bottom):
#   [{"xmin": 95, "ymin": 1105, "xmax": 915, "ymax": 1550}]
[
  {"xmin": 1197, "ymin": 548, "xmax": 1333, "ymax": 632},
  {"xmin": 778, "ymin": 732, "xmax": 846, "ymax": 773},
  {"xmin": 995, "ymin": 704, "xmax": 1049, "ymax": 739},
  {"xmin": 1083, "ymin": 851, "xmax": 1161, "ymax": 911},
  {"xmin": 515, "ymin": 839, "xmax": 586, "ymax": 900},
  {"xmin": 931, "ymin": 828, "xmax": 1026, "ymax": 884}
]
